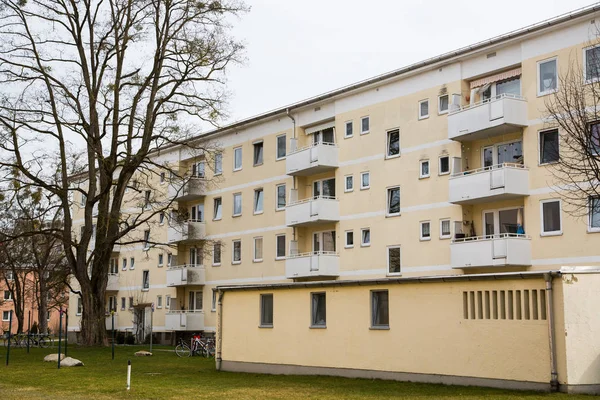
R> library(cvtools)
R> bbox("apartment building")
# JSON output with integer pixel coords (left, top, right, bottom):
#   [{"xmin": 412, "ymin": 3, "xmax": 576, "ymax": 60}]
[{"xmin": 67, "ymin": 5, "xmax": 600, "ymax": 393}]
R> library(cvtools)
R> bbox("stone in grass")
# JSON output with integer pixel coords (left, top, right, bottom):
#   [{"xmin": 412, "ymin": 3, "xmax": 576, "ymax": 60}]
[
  {"xmin": 61, "ymin": 357, "xmax": 84, "ymax": 367},
  {"xmin": 135, "ymin": 350, "xmax": 153, "ymax": 357},
  {"xmin": 43, "ymin": 353, "xmax": 65, "ymax": 362}
]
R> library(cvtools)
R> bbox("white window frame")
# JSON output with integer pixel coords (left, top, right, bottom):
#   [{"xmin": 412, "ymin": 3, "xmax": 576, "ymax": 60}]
[
  {"xmin": 589, "ymin": 196, "xmax": 600, "ymax": 233},
  {"xmin": 253, "ymin": 236, "xmax": 263, "ymax": 263},
  {"xmin": 438, "ymin": 155, "xmax": 450, "ymax": 176},
  {"xmin": 142, "ymin": 270, "xmax": 149, "ymax": 291},
  {"xmin": 275, "ymin": 234, "xmax": 286, "ymax": 260},
  {"xmin": 122, "ymin": 258, "xmax": 127, "ymax": 271},
  {"xmin": 213, "ymin": 243, "xmax": 221, "ymax": 266},
  {"xmin": 344, "ymin": 175, "xmax": 354, "ymax": 192},
  {"xmin": 233, "ymin": 146, "xmax": 242, "ymax": 171},
  {"xmin": 2, "ymin": 310, "xmax": 9, "ymax": 321},
  {"xmin": 166, "ymin": 295, "xmax": 171, "ymax": 309},
  {"xmin": 538, "ymin": 128, "xmax": 560, "ymax": 166},
  {"xmin": 537, "ymin": 56, "xmax": 558, "ymax": 96},
  {"xmin": 276, "ymin": 134, "xmax": 287, "ymax": 160},
  {"xmin": 211, "ymin": 290, "xmax": 217, "ymax": 312},
  {"xmin": 214, "ymin": 153, "xmax": 223, "ymax": 175},
  {"xmin": 160, "ymin": 172, "xmax": 166, "ymax": 184},
  {"xmin": 439, "ymin": 218, "xmax": 452, "ymax": 239},
  {"xmin": 4, "ymin": 290, "xmax": 12, "ymax": 301},
  {"xmin": 253, "ymin": 140, "xmax": 264, "ymax": 167},
  {"xmin": 158, "ymin": 253, "xmax": 164, "ymax": 267},
  {"xmin": 386, "ymin": 186, "xmax": 401, "ymax": 217},
  {"xmin": 159, "ymin": 212, "xmax": 165, "ymax": 225},
  {"xmin": 360, "ymin": 228, "xmax": 371, "ymax": 247},
  {"xmin": 360, "ymin": 116, "xmax": 370, "ymax": 135},
  {"xmin": 345, "ymin": 121, "xmax": 353, "ymax": 138},
  {"xmin": 213, "ymin": 197, "xmax": 222, "ymax": 221},
  {"xmin": 418, "ymin": 99, "xmax": 429, "ymax": 120},
  {"xmin": 130, "ymin": 257, "xmax": 135, "ymax": 270},
  {"xmin": 540, "ymin": 199, "xmax": 563, "ymax": 236},
  {"xmin": 420, "ymin": 221, "xmax": 431, "ymax": 241},
  {"xmin": 157, "ymin": 295, "xmax": 163, "ymax": 309},
  {"xmin": 232, "ymin": 192, "xmax": 242, "ymax": 217},
  {"xmin": 387, "ymin": 245, "xmax": 401, "ymax": 276},
  {"xmin": 360, "ymin": 172, "xmax": 370, "ymax": 190},
  {"xmin": 77, "ymin": 297, "xmax": 83, "ymax": 315},
  {"xmin": 232, "ymin": 239, "xmax": 242, "ymax": 264},
  {"xmin": 345, "ymin": 230, "xmax": 354, "ymax": 248},
  {"xmin": 438, "ymin": 94, "xmax": 449, "ymax": 115},
  {"xmin": 419, "ymin": 159, "xmax": 430, "ymax": 179},
  {"xmin": 275, "ymin": 184, "xmax": 286, "ymax": 211},
  {"xmin": 386, "ymin": 128, "xmax": 400, "ymax": 159},
  {"xmin": 584, "ymin": 45, "xmax": 600, "ymax": 84},
  {"xmin": 253, "ymin": 188, "xmax": 264, "ymax": 215}
]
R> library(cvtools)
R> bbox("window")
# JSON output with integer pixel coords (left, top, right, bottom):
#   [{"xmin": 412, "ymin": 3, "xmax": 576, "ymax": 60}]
[
  {"xmin": 80, "ymin": 193, "xmax": 86, "ymax": 207},
  {"xmin": 6, "ymin": 270, "xmax": 13, "ymax": 281},
  {"xmin": 253, "ymin": 141, "xmax": 263, "ymax": 166},
  {"xmin": 345, "ymin": 121, "xmax": 353, "ymax": 138},
  {"xmin": 541, "ymin": 199, "xmax": 562, "ymax": 236},
  {"xmin": 4, "ymin": 290, "xmax": 12, "ymax": 300},
  {"xmin": 2, "ymin": 311, "xmax": 9, "ymax": 321},
  {"xmin": 108, "ymin": 296, "xmax": 117, "ymax": 313},
  {"xmin": 388, "ymin": 246, "xmax": 401, "ymax": 274},
  {"xmin": 538, "ymin": 57, "xmax": 557, "ymax": 95},
  {"xmin": 344, "ymin": 175, "xmax": 354, "ymax": 192},
  {"xmin": 276, "ymin": 134, "xmax": 286, "ymax": 160},
  {"xmin": 189, "ymin": 290, "xmax": 203, "ymax": 311},
  {"xmin": 157, "ymin": 295, "xmax": 163, "ymax": 309},
  {"xmin": 253, "ymin": 237, "xmax": 263, "ymax": 262},
  {"xmin": 440, "ymin": 219, "xmax": 451, "ymax": 239},
  {"xmin": 589, "ymin": 122, "xmax": 600, "ymax": 156},
  {"xmin": 144, "ymin": 190, "xmax": 151, "ymax": 209},
  {"xmin": 160, "ymin": 172, "xmax": 165, "ymax": 183},
  {"xmin": 418, "ymin": 99, "xmax": 429, "ymax": 119},
  {"xmin": 386, "ymin": 129, "xmax": 400, "ymax": 158},
  {"xmin": 360, "ymin": 116, "xmax": 370, "ymax": 134},
  {"xmin": 260, "ymin": 294, "xmax": 273, "ymax": 327},
  {"xmin": 158, "ymin": 254, "xmax": 164, "ymax": 267},
  {"xmin": 129, "ymin": 297, "xmax": 134, "ymax": 309},
  {"xmin": 361, "ymin": 228, "xmax": 371, "ymax": 247},
  {"xmin": 233, "ymin": 147, "xmax": 242, "ymax": 171},
  {"xmin": 254, "ymin": 188, "xmax": 264, "ymax": 214},
  {"xmin": 589, "ymin": 197, "xmax": 600, "ymax": 232},
  {"xmin": 77, "ymin": 297, "xmax": 83, "ymax": 315},
  {"xmin": 142, "ymin": 271, "xmax": 149, "ymax": 290},
  {"xmin": 130, "ymin": 257, "xmax": 135, "ymax": 270},
  {"xmin": 213, "ymin": 243, "xmax": 221, "ymax": 265},
  {"xmin": 439, "ymin": 156, "xmax": 450, "ymax": 175},
  {"xmin": 419, "ymin": 160, "xmax": 430, "ymax": 178},
  {"xmin": 143, "ymin": 230, "xmax": 150, "ymax": 250},
  {"xmin": 311, "ymin": 292, "xmax": 326, "ymax": 327},
  {"xmin": 213, "ymin": 197, "xmax": 222, "ymax": 220},
  {"xmin": 212, "ymin": 290, "xmax": 217, "ymax": 311},
  {"xmin": 121, "ymin": 297, "xmax": 126, "ymax": 311},
  {"xmin": 276, "ymin": 184, "xmax": 286, "ymax": 210},
  {"xmin": 214, "ymin": 153, "xmax": 223, "ymax": 175},
  {"xmin": 371, "ymin": 290, "xmax": 389, "ymax": 328},
  {"xmin": 167, "ymin": 253, "xmax": 172, "ymax": 267},
  {"xmin": 345, "ymin": 230, "xmax": 354, "ymax": 248},
  {"xmin": 166, "ymin": 295, "xmax": 171, "ymax": 309},
  {"xmin": 360, "ymin": 172, "xmax": 370, "ymax": 190},
  {"xmin": 584, "ymin": 45, "xmax": 600, "ymax": 83},
  {"xmin": 387, "ymin": 187, "xmax": 400, "ymax": 216},
  {"xmin": 233, "ymin": 193, "xmax": 242, "ymax": 216},
  {"xmin": 159, "ymin": 212, "xmax": 165, "ymax": 225},
  {"xmin": 122, "ymin": 258, "xmax": 127, "ymax": 271},
  {"xmin": 420, "ymin": 221, "xmax": 431, "ymax": 241},
  {"xmin": 276, "ymin": 234, "xmax": 286, "ymax": 259},
  {"xmin": 539, "ymin": 129, "xmax": 559, "ymax": 164},
  {"xmin": 192, "ymin": 161, "xmax": 205, "ymax": 178},
  {"xmin": 232, "ymin": 240, "xmax": 241, "ymax": 264},
  {"xmin": 109, "ymin": 258, "xmax": 118, "ymax": 274},
  {"xmin": 438, "ymin": 94, "xmax": 449, "ymax": 114}
]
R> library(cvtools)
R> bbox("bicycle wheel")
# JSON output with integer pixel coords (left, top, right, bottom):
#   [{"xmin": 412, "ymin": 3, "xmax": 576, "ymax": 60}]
[
  {"xmin": 39, "ymin": 338, "xmax": 49, "ymax": 348},
  {"xmin": 175, "ymin": 343, "xmax": 191, "ymax": 357}
]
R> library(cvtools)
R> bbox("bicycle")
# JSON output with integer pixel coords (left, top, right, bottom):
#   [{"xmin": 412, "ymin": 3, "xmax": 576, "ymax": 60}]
[{"xmin": 175, "ymin": 335, "xmax": 215, "ymax": 358}]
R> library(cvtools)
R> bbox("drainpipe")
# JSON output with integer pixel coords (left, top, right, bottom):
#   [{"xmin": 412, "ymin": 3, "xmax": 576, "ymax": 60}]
[
  {"xmin": 215, "ymin": 290, "xmax": 224, "ymax": 371},
  {"xmin": 286, "ymin": 108, "xmax": 297, "ymax": 241},
  {"xmin": 544, "ymin": 273, "xmax": 559, "ymax": 392}
]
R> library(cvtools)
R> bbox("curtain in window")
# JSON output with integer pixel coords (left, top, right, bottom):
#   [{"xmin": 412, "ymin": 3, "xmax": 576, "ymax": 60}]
[
  {"xmin": 590, "ymin": 197, "xmax": 600, "ymax": 228},
  {"xmin": 543, "ymin": 202, "xmax": 560, "ymax": 232},
  {"xmin": 372, "ymin": 291, "xmax": 389, "ymax": 326},
  {"xmin": 422, "ymin": 223, "xmax": 430, "ymax": 237},
  {"xmin": 215, "ymin": 154, "xmax": 222, "ymax": 173},
  {"xmin": 539, "ymin": 59, "xmax": 557, "ymax": 92},
  {"xmin": 421, "ymin": 162, "xmax": 429, "ymax": 176},
  {"xmin": 312, "ymin": 294, "xmax": 326, "ymax": 326},
  {"xmin": 255, "ymin": 238, "xmax": 263, "ymax": 260},
  {"xmin": 322, "ymin": 178, "xmax": 336, "ymax": 198},
  {"xmin": 213, "ymin": 244, "xmax": 221, "ymax": 263},
  {"xmin": 321, "ymin": 128, "xmax": 334, "ymax": 144},
  {"xmin": 233, "ymin": 242, "xmax": 241, "ymax": 261},
  {"xmin": 323, "ymin": 231, "xmax": 336, "ymax": 253},
  {"xmin": 234, "ymin": 149, "xmax": 242, "ymax": 169},
  {"xmin": 234, "ymin": 194, "xmax": 242, "ymax": 214}
]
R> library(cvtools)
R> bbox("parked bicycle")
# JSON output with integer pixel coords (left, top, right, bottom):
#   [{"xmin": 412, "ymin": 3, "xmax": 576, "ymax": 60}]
[
  {"xmin": 2, "ymin": 332, "xmax": 51, "ymax": 348},
  {"xmin": 175, "ymin": 334, "xmax": 215, "ymax": 358}
]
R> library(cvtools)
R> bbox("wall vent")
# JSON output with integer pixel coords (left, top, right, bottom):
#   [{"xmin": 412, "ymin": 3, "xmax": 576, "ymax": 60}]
[
  {"xmin": 462, "ymin": 289, "xmax": 547, "ymax": 321},
  {"xmin": 486, "ymin": 52, "xmax": 497, "ymax": 59}
]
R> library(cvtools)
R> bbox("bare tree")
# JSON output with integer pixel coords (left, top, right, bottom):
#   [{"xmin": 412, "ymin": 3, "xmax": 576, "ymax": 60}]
[{"xmin": 0, "ymin": 0, "xmax": 246, "ymax": 345}]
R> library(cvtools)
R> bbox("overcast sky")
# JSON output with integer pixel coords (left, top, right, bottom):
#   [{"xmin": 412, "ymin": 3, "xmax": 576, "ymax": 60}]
[{"xmin": 223, "ymin": 0, "xmax": 595, "ymax": 124}]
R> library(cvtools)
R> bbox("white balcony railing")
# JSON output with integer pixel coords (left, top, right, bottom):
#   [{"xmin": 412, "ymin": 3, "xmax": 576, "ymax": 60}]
[
  {"xmin": 165, "ymin": 310, "xmax": 205, "ymax": 331},
  {"xmin": 285, "ymin": 251, "xmax": 340, "ymax": 279},
  {"xmin": 166, "ymin": 264, "xmax": 205, "ymax": 286},
  {"xmin": 167, "ymin": 220, "xmax": 206, "ymax": 244},
  {"xmin": 286, "ymin": 142, "xmax": 339, "ymax": 176},
  {"xmin": 106, "ymin": 273, "xmax": 119, "ymax": 291},
  {"xmin": 168, "ymin": 178, "xmax": 206, "ymax": 202},
  {"xmin": 451, "ymin": 233, "xmax": 532, "ymax": 269},
  {"xmin": 449, "ymin": 163, "xmax": 529, "ymax": 204},
  {"xmin": 105, "ymin": 315, "xmax": 117, "ymax": 330},
  {"xmin": 448, "ymin": 94, "xmax": 528, "ymax": 141},
  {"xmin": 285, "ymin": 196, "xmax": 340, "ymax": 227}
]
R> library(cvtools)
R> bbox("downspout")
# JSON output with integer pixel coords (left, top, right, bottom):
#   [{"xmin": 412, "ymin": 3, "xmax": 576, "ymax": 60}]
[
  {"xmin": 215, "ymin": 290, "xmax": 224, "ymax": 371},
  {"xmin": 544, "ymin": 273, "xmax": 559, "ymax": 392},
  {"xmin": 286, "ymin": 108, "xmax": 297, "ymax": 241}
]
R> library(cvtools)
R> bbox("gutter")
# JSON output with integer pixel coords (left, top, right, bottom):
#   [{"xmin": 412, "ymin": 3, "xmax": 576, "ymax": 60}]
[
  {"xmin": 215, "ymin": 289, "xmax": 224, "ymax": 371},
  {"xmin": 286, "ymin": 108, "xmax": 297, "ymax": 241},
  {"xmin": 544, "ymin": 273, "xmax": 560, "ymax": 392}
]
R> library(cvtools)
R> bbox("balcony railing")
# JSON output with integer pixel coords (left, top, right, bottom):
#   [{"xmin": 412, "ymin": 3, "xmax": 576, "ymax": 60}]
[
  {"xmin": 168, "ymin": 178, "xmax": 206, "ymax": 202},
  {"xmin": 166, "ymin": 264, "xmax": 205, "ymax": 286},
  {"xmin": 448, "ymin": 94, "xmax": 528, "ymax": 141},
  {"xmin": 449, "ymin": 163, "xmax": 529, "ymax": 205},
  {"xmin": 286, "ymin": 142, "xmax": 339, "ymax": 176},
  {"xmin": 165, "ymin": 310, "xmax": 205, "ymax": 331},
  {"xmin": 105, "ymin": 314, "xmax": 117, "ymax": 330},
  {"xmin": 285, "ymin": 196, "xmax": 340, "ymax": 227},
  {"xmin": 106, "ymin": 273, "xmax": 119, "ymax": 291},
  {"xmin": 167, "ymin": 220, "xmax": 206, "ymax": 244},
  {"xmin": 451, "ymin": 233, "xmax": 532, "ymax": 269},
  {"xmin": 285, "ymin": 251, "xmax": 340, "ymax": 279}
]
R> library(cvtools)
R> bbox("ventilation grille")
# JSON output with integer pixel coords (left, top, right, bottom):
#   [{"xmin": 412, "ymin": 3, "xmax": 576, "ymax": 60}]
[{"xmin": 462, "ymin": 289, "xmax": 547, "ymax": 321}]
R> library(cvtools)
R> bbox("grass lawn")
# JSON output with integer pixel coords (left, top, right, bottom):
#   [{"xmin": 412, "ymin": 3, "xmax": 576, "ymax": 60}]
[{"xmin": 0, "ymin": 345, "xmax": 593, "ymax": 399}]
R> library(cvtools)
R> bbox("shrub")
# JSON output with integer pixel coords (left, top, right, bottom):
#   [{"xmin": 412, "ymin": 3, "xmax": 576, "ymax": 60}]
[
  {"xmin": 124, "ymin": 333, "xmax": 135, "ymax": 345},
  {"xmin": 116, "ymin": 331, "xmax": 125, "ymax": 345}
]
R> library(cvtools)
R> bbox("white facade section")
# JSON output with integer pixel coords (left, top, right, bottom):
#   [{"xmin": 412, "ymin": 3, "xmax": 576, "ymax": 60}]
[
  {"xmin": 165, "ymin": 311, "xmax": 205, "ymax": 331},
  {"xmin": 106, "ymin": 274, "xmax": 119, "ymax": 291},
  {"xmin": 451, "ymin": 234, "xmax": 532, "ymax": 268},
  {"xmin": 286, "ymin": 143, "xmax": 339, "ymax": 176},
  {"xmin": 449, "ymin": 164, "xmax": 529, "ymax": 205},
  {"xmin": 168, "ymin": 221, "xmax": 206, "ymax": 244},
  {"xmin": 166, "ymin": 265, "xmax": 206, "ymax": 287},
  {"xmin": 285, "ymin": 197, "xmax": 340, "ymax": 227},
  {"xmin": 285, "ymin": 252, "xmax": 340, "ymax": 279},
  {"xmin": 168, "ymin": 178, "xmax": 206, "ymax": 202}
]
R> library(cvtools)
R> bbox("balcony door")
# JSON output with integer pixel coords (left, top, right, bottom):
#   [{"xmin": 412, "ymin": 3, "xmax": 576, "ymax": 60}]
[
  {"xmin": 188, "ymin": 290, "xmax": 203, "ymax": 311},
  {"xmin": 313, "ymin": 178, "xmax": 336, "ymax": 199},
  {"xmin": 189, "ymin": 248, "xmax": 199, "ymax": 266},
  {"xmin": 190, "ymin": 204, "xmax": 204, "ymax": 222},
  {"xmin": 313, "ymin": 231, "xmax": 336, "ymax": 254},
  {"xmin": 482, "ymin": 140, "xmax": 523, "ymax": 168},
  {"xmin": 483, "ymin": 207, "xmax": 524, "ymax": 237},
  {"xmin": 312, "ymin": 127, "xmax": 335, "ymax": 145}
]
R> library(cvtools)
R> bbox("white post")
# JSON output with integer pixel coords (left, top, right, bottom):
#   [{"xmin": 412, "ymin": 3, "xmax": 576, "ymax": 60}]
[{"xmin": 126, "ymin": 360, "xmax": 131, "ymax": 390}]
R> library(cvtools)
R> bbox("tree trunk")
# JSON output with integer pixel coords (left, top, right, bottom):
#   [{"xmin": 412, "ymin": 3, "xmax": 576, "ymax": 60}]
[
  {"xmin": 79, "ymin": 276, "xmax": 108, "ymax": 346},
  {"xmin": 37, "ymin": 276, "xmax": 48, "ymax": 334}
]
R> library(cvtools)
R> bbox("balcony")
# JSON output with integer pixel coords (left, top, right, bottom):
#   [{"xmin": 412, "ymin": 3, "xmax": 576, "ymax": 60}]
[
  {"xmin": 165, "ymin": 311, "xmax": 205, "ymax": 331},
  {"xmin": 448, "ymin": 94, "xmax": 528, "ymax": 141},
  {"xmin": 451, "ymin": 234, "xmax": 532, "ymax": 269},
  {"xmin": 168, "ymin": 178, "xmax": 206, "ymax": 202},
  {"xmin": 286, "ymin": 196, "xmax": 340, "ymax": 227},
  {"xmin": 105, "ymin": 315, "xmax": 117, "ymax": 330},
  {"xmin": 106, "ymin": 274, "xmax": 119, "ymax": 291},
  {"xmin": 166, "ymin": 265, "xmax": 205, "ymax": 287},
  {"xmin": 286, "ymin": 142, "xmax": 339, "ymax": 176},
  {"xmin": 449, "ymin": 163, "xmax": 529, "ymax": 205},
  {"xmin": 168, "ymin": 221, "xmax": 206, "ymax": 244},
  {"xmin": 285, "ymin": 252, "xmax": 340, "ymax": 279}
]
